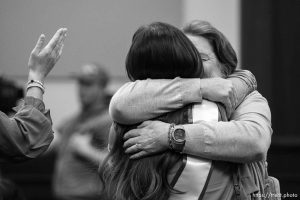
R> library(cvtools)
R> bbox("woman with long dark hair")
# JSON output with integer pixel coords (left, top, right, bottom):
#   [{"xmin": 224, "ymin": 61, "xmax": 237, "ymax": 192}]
[{"xmin": 99, "ymin": 22, "xmax": 219, "ymax": 200}]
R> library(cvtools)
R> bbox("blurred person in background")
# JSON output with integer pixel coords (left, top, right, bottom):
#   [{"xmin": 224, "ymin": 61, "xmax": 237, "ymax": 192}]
[
  {"xmin": 52, "ymin": 63, "xmax": 111, "ymax": 200},
  {"xmin": 0, "ymin": 28, "xmax": 67, "ymax": 199}
]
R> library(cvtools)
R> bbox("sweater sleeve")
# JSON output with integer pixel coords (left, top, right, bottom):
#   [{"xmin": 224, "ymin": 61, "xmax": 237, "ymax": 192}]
[
  {"xmin": 182, "ymin": 91, "xmax": 272, "ymax": 163},
  {"xmin": 109, "ymin": 77, "xmax": 202, "ymax": 124},
  {"xmin": 228, "ymin": 69, "xmax": 257, "ymax": 110},
  {"xmin": 109, "ymin": 70, "xmax": 256, "ymax": 124},
  {"xmin": 0, "ymin": 97, "xmax": 53, "ymax": 163}
]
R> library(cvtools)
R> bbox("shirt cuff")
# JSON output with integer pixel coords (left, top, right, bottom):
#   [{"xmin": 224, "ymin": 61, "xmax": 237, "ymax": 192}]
[
  {"xmin": 13, "ymin": 96, "xmax": 52, "ymax": 124},
  {"xmin": 23, "ymin": 96, "xmax": 46, "ymax": 112}
]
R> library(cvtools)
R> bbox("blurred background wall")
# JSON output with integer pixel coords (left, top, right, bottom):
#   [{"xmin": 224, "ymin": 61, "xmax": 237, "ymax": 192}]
[
  {"xmin": 0, "ymin": 0, "xmax": 240, "ymax": 127},
  {"xmin": 1, "ymin": 0, "xmax": 299, "ymax": 199}
]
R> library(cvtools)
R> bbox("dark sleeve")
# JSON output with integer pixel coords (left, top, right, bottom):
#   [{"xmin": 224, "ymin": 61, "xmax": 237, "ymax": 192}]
[{"xmin": 0, "ymin": 96, "xmax": 53, "ymax": 163}]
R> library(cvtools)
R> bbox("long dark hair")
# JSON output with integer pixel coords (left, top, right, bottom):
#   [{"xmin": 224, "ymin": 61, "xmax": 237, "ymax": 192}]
[
  {"xmin": 126, "ymin": 22, "xmax": 203, "ymax": 80},
  {"xmin": 100, "ymin": 123, "xmax": 183, "ymax": 200},
  {"xmin": 99, "ymin": 22, "xmax": 204, "ymax": 200}
]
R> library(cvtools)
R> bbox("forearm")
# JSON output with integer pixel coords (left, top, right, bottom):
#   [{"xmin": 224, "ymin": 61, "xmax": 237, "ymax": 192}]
[
  {"xmin": 110, "ymin": 70, "xmax": 257, "ymax": 124},
  {"xmin": 110, "ymin": 78, "xmax": 202, "ymax": 124},
  {"xmin": 183, "ymin": 120, "xmax": 271, "ymax": 163},
  {"xmin": 183, "ymin": 91, "xmax": 272, "ymax": 163}
]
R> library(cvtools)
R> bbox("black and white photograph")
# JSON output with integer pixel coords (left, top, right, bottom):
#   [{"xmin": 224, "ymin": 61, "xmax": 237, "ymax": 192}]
[{"xmin": 0, "ymin": 0, "xmax": 299, "ymax": 199}]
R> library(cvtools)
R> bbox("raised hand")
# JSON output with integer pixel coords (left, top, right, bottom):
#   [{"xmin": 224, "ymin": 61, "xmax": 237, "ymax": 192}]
[{"xmin": 28, "ymin": 28, "xmax": 67, "ymax": 82}]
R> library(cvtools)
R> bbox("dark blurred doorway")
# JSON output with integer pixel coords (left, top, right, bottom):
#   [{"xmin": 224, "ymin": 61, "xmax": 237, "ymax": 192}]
[{"xmin": 241, "ymin": 0, "xmax": 300, "ymax": 194}]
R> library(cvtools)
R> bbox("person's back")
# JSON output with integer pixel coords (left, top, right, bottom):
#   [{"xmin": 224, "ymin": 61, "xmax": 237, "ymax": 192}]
[{"xmin": 54, "ymin": 108, "xmax": 111, "ymax": 199}]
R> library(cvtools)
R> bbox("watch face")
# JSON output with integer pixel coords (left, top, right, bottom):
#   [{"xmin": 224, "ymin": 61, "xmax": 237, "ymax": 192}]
[{"xmin": 174, "ymin": 128, "xmax": 185, "ymax": 142}]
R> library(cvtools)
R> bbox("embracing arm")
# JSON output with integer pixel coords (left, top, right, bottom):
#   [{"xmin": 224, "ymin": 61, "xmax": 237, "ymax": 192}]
[
  {"xmin": 110, "ymin": 70, "xmax": 257, "ymax": 124},
  {"xmin": 228, "ymin": 69, "xmax": 257, "ymax": 108},
  {"xmin": 110, "ymin": 77, "xmax": 201, "ymax": 124},
  {"xmin": 183, "ymin": 91, "xmax": 272, "ymax": 163},
  {"xmin": 123, "ymin": 91, "xmax": 272, "ymax": 163}
]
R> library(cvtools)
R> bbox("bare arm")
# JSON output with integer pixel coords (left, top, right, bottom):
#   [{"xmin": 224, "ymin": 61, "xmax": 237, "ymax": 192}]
[{"xmin": 110, "ymin": 70, "xmax": 257, "ymax": 124}]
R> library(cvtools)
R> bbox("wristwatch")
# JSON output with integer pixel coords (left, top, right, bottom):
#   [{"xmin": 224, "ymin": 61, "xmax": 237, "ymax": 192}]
[{"xmin": 169, "ymin": 125, "xmax": 186, "ymax": 152}]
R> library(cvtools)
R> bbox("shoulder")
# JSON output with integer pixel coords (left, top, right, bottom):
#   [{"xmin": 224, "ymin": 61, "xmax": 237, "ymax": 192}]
[{"xmin": 240, "ymin": 90, "xmax": 268, "ymax": 106}]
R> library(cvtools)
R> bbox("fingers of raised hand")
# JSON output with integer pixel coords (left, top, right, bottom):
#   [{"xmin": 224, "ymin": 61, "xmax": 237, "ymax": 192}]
[
  {"xmin": 45, "ymin": 28, "xmax": 67, "ymax": 51},
  {"xmin": 31, "ymin": 34, "xmax": 46, "ymax": 56},
  {"xmin": 39, "ymin": 28, "xmax": 67, "ymax": 66},
  {"xmin": 53, "ymin": 29, "xmax": 67, "ymax": 56},
  {"xmin": 52, "ymin": 43, "xmax": 64, "ymax": 63}
]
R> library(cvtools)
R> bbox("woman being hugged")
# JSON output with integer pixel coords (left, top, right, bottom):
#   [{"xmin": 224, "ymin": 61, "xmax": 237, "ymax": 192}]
[{"xmin": 99, "ymin": 22, "xmax": 206, "ymax": 200}]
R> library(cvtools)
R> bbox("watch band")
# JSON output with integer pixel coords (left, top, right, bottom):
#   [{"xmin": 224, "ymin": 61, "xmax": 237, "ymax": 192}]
[
  {"xmin": 168, "ymin": 123, "xmax": 175, "ymax": 150},
  {"xmin": 168, "ymin": 124, "xmax": 186, "ymax": 153}
]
